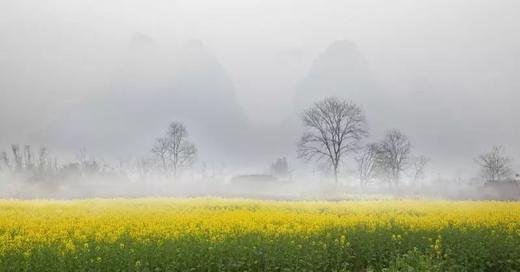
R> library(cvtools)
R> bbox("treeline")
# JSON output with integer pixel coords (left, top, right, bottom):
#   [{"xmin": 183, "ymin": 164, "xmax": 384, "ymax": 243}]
[
  {"xmin": 0, "ymin": 145, "xmax": 59, "ymax": 179},
  {"xmin": 0, "ymin": 145, "xmax": 156, "ymax": 183},
  {"xmin": 296, "ymin": 97, "xmax": 427, "ymax": 186},
  {"xmin": 296, "ymin": 97, "xmax": 518, "ymax": 186},
  {"xmin": 1, "ymin": 96, "xmax": 518, "ymax": 187},
  {"xmin": 0, "ymin": 125, "xmax": 199, "ymax": 184}
]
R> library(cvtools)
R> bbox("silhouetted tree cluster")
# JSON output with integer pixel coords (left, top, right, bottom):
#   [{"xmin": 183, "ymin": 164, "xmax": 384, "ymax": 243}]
[
  {"xmin": 0, "ymin": 144, "xmax": 129, "ymax": 183},
  {"xmin": 0, "ymin": 122, "xmax": 199, "ymax": 184},
  {"xmin": 297, "ymin": 97, "xmax": 423, "ymax": 186},
  {"xmin": 270, "ymin": 157, "xmax": 290, "ymax": 178},
  {"xmin": 356, "ymin": 130, "xmax": 419, "ymax": 187},
  {"xmin": 0, "ymin": 144, "xmax": 57, "ymax": 175}
]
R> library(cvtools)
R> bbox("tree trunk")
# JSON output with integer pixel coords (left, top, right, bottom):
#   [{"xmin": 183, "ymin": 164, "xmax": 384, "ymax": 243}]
[
  {"xmin": 333, "ymin": 164, "xmax": 338, "ymax": 184},
  {"xmin": 161, "ymin": 157, "xmax": 167, "ymax": 171}
]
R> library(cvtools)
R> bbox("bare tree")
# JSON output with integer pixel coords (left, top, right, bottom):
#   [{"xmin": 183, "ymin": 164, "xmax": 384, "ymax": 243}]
[
  {"xmin": 11, "ymin": 144, "xmax": 22, "ymax": 171},
  {"xmin": 38, "ymin": 147, "xmax": 47, "ymax": 171},
  {"xmin": 0, "ymin": 151, "xmax": 8, "ymax": 171},
  {"xmin": 151, "ymin": 137, "xmax": 169, "ymax": 170},
  {"xmin": 476, "ymin": 145, "xmax": 513, "ymax": 183},
  {"xmin": 376, "ymin": 129, "xmax": 412, "ymax": 186},
  {"xmin": 297, "ymin": 97, "xmax": 368, "ymax": 184},
  {"xmin": 167, "ymin": 122, "xmax": 197, "ymax": 177},
  {"xmin": 356, "ymin": 143, "xmax": 379, "ymax": 188},
  {"xmin": 152, "ymin": 122, "xmax": 197, "ymax": 178},
  {"xmin": 24, "ymin": 145, "xmax": 33, "ymax": 170},
  {"xmin": 412, "ymin": 156, "xmax": 429, "ymax": 184}
]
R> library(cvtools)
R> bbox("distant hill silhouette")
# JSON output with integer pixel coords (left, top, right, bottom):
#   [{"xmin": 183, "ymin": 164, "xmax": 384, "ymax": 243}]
[
  {"xmin": 294, "ymin": 40, "xmax": 379, "ymax": 109},
  {"xmin": 42, "ymin": 38, "xmax": 248, "ymax": 159}
]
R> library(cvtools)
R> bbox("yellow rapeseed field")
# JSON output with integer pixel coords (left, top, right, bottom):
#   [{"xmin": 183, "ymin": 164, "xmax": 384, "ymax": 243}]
[{"xmin": 1, "ymin": 198, "xmax": 519, "ymax": 271}]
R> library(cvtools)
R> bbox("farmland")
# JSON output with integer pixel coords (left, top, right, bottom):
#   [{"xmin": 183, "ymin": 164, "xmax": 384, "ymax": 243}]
[{"xmin": 0, "ymin": 198, "xmax": 519, "ymax": 271}]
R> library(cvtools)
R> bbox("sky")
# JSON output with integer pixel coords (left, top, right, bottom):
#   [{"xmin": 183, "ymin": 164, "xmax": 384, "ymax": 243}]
[{"xmin": 1, "ymin": 0, "xmax": 519, "ymax": 178}]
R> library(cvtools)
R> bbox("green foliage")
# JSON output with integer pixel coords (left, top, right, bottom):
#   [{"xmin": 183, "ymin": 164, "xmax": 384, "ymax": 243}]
[{"xmin": 1, "ymin": 226, "xmax": 519, "ymax": 271}]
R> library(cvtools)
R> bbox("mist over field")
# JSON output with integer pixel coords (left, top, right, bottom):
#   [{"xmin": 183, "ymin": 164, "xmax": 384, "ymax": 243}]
[
  {"xmin": 2, "ymin": 4, "xmax": 520, "ymax": 270},
  {"xmin": 1, "ymin": 0, "xmax": 519, "ymax": 199}
]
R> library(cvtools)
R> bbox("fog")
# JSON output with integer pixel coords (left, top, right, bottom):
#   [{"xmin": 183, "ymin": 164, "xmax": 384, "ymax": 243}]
[{"xmin": 1, "ymin": 0, "xmax": 519, "ymax": 199}]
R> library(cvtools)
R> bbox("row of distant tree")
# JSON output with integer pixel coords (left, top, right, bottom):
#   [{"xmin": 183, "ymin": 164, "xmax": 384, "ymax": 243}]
[
  {"xmin": 146, "ymin": 97, "xmax": 517, "ymax": 185},
  {"xmin": 296, "ymin": 97, "xmax": 517, "ymax": 186},
  {"xmin": 1, "ymin": 97, "xmax": 517, "ymax": 186},
  {"xmin": 0, "ymin": 145, "xmax": 55, "ymax": 173},
  {"xmin": 0, "ymin": 144, "xmax": 120, "ymax": 182},
  {"xmin": 0, "ymin": 126, "xmax": 199, "ymax": 183},
  {"xmin": 296, "ymin": 97, "xmax": 422, "ymax": 185}
]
